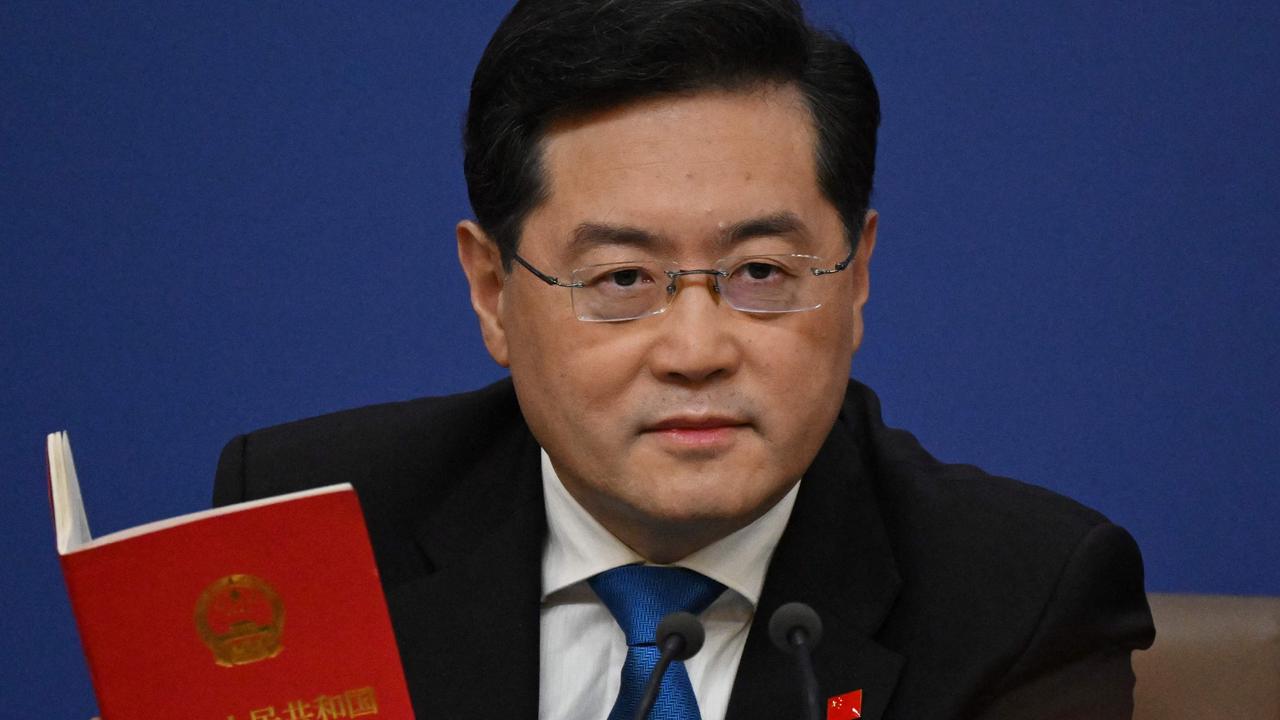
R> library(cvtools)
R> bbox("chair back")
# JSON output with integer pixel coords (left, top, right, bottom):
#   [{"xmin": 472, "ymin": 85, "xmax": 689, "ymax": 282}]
[{"xmin": 1133, "ymin": 592, "xmax": 1280, "ymax": 719}]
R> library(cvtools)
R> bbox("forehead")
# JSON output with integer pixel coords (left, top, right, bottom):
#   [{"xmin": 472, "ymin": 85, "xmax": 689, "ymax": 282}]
[{"xmin": 526, "ymin": 85, "xmax": 838, "ymax": 258}]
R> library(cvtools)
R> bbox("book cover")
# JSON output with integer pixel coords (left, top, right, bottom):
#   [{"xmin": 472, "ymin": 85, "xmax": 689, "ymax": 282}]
[{"xmin": 48, "ymin": 431, "xmax": 415, "ymax": 719}]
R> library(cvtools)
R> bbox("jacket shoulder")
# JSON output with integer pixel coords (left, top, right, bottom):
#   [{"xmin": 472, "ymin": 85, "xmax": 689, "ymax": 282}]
[
  {"xmin": 214, "ymin": 378, "xmax": 524, "ymax": 506},
  {"xmin": 842, "ymin": 379, "xmax": 1110, "ymax": 549},
  {"xmin": 840, "ymin": 381, "xmax": 1152, "ymax": 715}
]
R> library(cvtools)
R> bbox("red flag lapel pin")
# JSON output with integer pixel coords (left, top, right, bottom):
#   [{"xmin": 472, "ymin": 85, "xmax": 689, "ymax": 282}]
[{"xmin": 827, "ymin": 689, "xmax": 863, "ymax": 720}]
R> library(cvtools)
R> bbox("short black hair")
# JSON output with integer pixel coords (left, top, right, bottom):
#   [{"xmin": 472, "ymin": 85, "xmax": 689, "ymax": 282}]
[{"xmin": 464, "ymin": 0, "xmax": 879, "ymax": 267}]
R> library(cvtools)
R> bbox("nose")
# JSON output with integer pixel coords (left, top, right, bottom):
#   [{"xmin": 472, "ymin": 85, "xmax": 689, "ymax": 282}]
[{"xmin": 647, "ymin": 274, "xmax": 742, "ymax": 385}]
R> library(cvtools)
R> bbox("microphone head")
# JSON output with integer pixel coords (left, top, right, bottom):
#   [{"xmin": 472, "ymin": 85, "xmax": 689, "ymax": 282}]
[
  {"xmin": 768, "ymin": 601, "xmax": 824, "ymax": 653},
  {"xmin": 656, "ymin": 611, "xmax": 706, "ymax": 661}
]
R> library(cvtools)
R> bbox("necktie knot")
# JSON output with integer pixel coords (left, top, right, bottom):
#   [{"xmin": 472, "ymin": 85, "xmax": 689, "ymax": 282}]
[{"xmin": 589, "ymin": 565, "xmax": 725, "ymax": 646}]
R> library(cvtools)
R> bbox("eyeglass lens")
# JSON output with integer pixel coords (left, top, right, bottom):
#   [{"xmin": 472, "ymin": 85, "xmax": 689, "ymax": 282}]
[{"xmin": 569, "ymin": 255, "xmax": 827, "ymax": 321}]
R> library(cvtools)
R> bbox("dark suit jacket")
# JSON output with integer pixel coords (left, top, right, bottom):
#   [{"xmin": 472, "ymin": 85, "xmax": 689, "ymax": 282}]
[{"xmin": 213, "ymin": 378, "xmax": 1154, "ymax": 720}]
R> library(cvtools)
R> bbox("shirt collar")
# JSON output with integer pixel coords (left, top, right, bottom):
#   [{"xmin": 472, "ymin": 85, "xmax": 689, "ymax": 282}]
[{"xmin": 540, "ymin": 448, "xmax": 799, "ymax": 607}]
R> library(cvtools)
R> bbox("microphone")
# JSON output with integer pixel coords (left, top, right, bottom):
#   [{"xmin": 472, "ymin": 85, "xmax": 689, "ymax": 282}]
[
  {"xmin": 633, "ymin": 611, "xmax": 706, "ymax": 720},
  {"xmin": 768, "ymin": 602, "xmax": 824, "ymax": 720}
]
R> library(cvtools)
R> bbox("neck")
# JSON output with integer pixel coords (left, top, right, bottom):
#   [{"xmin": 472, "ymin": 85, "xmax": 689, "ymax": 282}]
[{"xmin": 609, "ymin": 517, "xmax": 743, "ymax": 565}]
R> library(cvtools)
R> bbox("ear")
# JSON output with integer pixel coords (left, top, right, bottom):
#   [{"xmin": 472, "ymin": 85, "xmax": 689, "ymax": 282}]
[
  {"xmin": 850, "ymin": 209, "xmax": 878, "ymax": 309},
  {"xmin": 456, "ymin": 220, "xmax": 511, "ymax": 367},
  {"xmin": 846, "ymin": 210, "xmax": 878, "ymax": 356}
]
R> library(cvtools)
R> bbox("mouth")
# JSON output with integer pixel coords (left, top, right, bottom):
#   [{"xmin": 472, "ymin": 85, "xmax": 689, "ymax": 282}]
[{"xmin": 643, "ymin": 415, "xmax": 750, "ymax": 449}]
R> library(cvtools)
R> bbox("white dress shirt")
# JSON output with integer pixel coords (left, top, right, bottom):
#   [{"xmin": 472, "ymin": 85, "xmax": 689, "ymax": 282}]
[{"xmin": 538, "ymin": 449, "xmax": 800, "ymax": 720}]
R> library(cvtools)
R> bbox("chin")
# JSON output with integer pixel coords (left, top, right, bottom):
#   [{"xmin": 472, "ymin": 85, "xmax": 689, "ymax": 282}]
[{"xmin": 636, "ymin": 484, "xmax": 774, "ymax": 528}]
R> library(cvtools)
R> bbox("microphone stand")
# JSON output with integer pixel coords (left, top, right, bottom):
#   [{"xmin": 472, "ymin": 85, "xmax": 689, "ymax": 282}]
[
  {"xmin": 768, "ymin": 602, "xmax": 825, "ymax": 720},
  {"xmin": 633, "ymin": 611, "xmax": 706, "ymax": 720},
  {"xmin": 788, "ymin": 624, "xmax": 823, "ymax": 720}
]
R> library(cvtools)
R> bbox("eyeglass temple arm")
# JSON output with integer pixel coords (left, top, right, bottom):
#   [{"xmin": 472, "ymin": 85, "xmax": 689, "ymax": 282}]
[
  {"xmin": 811, "ymin": 243, "xmax": 856, "ymax": 276},
  {"xmin": 512, "ymin": 253, "xmax": 584, "ymax": 288}
]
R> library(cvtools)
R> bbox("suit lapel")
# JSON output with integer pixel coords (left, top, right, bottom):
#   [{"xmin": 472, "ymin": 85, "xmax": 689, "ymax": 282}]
[
  {"xmin": 385, "ymin": 422, "xmax": 545, "ymax": 720},
  {"xmin": 726, "ymin": 399, "xmax": 904, "ymax": 720}
]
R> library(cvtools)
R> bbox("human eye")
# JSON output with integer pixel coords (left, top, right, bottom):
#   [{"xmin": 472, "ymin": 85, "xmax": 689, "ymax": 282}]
[
  {"xmin": 606, "ymin": 267, "xmax": 645, "ymax": 287},
  {"xmin": 727, "ymin": 256, "xmax": 798, "ymax": 285},
  {"xmin": 579, "ymin": 263, "xmax": 659, "ymax": 293},
  {"xmin": 743, "ymin": 261, "xmax": 781, "ymax": 281}
]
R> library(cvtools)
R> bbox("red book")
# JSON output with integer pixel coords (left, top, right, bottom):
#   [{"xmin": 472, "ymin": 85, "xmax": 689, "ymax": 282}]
[{"xmin": 47, "ymin": 431, "xmax": 414, "ymax": 720}]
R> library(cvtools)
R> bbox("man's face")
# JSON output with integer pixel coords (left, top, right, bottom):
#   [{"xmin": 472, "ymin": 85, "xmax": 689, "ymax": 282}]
[{"xmin": 458, "ymin": 85, "xmax": 876, "ymax": 561}]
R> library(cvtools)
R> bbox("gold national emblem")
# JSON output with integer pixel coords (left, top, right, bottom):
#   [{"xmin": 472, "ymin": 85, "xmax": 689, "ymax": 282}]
[{"xmin": 194, "ymin": 574, "xmax": 285, "ymax": 667}]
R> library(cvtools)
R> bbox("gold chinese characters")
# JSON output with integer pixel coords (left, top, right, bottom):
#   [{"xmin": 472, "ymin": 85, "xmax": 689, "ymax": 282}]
[{"xmin": 226, "ymin": 686, "xmax": 380, "ymax": 720}]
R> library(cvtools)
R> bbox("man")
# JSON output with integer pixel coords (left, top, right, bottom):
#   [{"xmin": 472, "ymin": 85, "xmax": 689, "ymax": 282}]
[{"xmin": 214, "ymin": 1, "xmax": 1155, "ymax": 718}]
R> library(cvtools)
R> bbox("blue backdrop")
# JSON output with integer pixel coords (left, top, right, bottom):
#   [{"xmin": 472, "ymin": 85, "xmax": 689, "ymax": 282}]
[{"xmin": 3, "ymin": 2, "xmax": 1276, "ymax": 716}]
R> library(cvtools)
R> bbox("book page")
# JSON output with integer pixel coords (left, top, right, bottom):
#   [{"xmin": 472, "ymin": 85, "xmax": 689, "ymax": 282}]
[
  {"xmin": 47, "ymin": 431, "xmax": 92, "ymax": 555},
  {"xmin": 45, "ymin": 430, "xmax": 353, "ymax": 554}
]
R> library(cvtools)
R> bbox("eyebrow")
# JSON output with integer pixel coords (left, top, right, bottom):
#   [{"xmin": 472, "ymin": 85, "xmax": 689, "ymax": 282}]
[
  {"xmin": 568, "ymin": 211, "xmax": 811, "ymax": 256},
  {"xmin": 570, "ymin": 223, "xmax": 666, "ymax": 253},
  {"xmin": 721, "ymin": 211, "xmax": 809, "ymax": 245}
]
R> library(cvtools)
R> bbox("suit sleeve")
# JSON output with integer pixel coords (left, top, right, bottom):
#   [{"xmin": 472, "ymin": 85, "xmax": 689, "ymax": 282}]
[
  {"xmin": 212, "ymin": 434, "xmax": 249, "ymax": 507},
  {"xmin": 974, "ymin": 522, "xmax": 1156, "ymax": 720}
]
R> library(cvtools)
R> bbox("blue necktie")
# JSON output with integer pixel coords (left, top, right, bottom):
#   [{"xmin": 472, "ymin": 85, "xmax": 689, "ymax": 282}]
[{"xmin": 588, "ymin": 565, "xmax": 726, "ymax": 720}]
